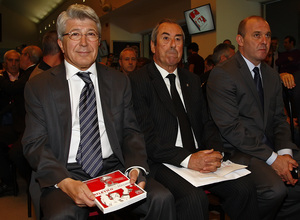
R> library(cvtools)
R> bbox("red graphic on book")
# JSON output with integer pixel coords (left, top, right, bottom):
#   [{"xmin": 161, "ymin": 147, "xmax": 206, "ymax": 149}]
[
  {"xmin": 85, "ymin": 170, "xmax": 147, "ymax": 214},
  {"xmin": 189, "ymin": 9, "xmax": 207, "ymax": 31}
]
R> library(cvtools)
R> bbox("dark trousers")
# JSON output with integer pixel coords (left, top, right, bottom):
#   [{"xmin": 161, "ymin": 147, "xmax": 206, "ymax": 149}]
[
  {"xmin": 40, "ymin": 156, "xmax": 176, "ymax": 220},
  {"xmin": 231, "ymin": 152, "xmax": 300, "ymax": 220},
  {"xmin": 151, "ymin": 163, "xmax": 259, "ymax": 220}
]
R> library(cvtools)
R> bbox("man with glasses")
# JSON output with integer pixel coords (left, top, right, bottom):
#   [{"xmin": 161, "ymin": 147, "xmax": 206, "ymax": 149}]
[{"xmin": 22, "ymin": 4, "xmax": 175, "ymax": 220}]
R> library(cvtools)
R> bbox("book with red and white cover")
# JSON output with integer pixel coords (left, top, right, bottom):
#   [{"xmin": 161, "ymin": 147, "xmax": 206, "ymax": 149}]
[{"xmin": 85, "ymin": 170, "xmax": 147, "ymax": 214}]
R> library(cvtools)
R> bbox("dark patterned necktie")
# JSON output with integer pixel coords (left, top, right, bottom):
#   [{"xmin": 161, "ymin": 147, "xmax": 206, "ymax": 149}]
[
  {"xmin": 253, "ymin": 67, "xmax": 264, "ymax": 109},
  {"xmin": 76, "ymin": 72, "xmax": 103, "ymax": 177},
  {"xmin": 167, "ymin": 74, "xmax": 196, "ymax": 153}
]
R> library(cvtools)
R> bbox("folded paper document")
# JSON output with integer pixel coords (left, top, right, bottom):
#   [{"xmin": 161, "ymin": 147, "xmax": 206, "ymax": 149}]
[{"xmin": 164, "ymin": 160, "xmax": 250, "ymax": 187}]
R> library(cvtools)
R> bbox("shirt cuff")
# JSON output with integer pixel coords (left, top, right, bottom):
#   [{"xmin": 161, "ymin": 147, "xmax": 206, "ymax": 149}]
[
  {"xmin": 125, "ymin": 166, "xmax": 148, "ymax": 176},
  {"xmin": 277, "ymin": 149, "xmax": 293, "ymax": 157},
  {"xmin": 266, "ymin": 152, "xmax": 278, "ymax": 165},
  {"xmin": 180, "ymin": 154, "xmax": 192, "ymax": 168}
]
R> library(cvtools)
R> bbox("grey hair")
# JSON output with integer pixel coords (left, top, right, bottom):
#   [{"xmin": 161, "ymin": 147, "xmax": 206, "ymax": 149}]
[
  {"xmin": 212, "ymin": 43, "xmax": 235, "ymax": 65},
  {"xmin": 3, "ymin": 50, "xmax": 20, "ymax": 62},
  {"xmin": 56, "ymin": 4, "xmax": 101, "ymax": 41},
  {"xmin": 151, "ymin": 18, "xmax": 185, "ymax": 46},
  {"xmin": 119, "ymin": 47, "xmax": 137, "ymax": 60},
  {"xmin": 23, "ymin": 46, "xmax": 43, "ymax": 64}
]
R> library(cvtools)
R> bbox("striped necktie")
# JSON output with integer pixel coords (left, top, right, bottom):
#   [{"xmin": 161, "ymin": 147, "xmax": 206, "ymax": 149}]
[{"xmin": 76, "ymin": 72, "xmax": 103, "ymax": 177}]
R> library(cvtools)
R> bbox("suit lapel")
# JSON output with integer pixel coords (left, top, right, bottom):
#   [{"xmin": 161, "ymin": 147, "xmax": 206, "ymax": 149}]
[
  {"xmin": 178, "ymin": 68, "xmax": 193, "ymax": 115},
  {"xmin": 49, "ymin": 63, "xmax": 72, "ymax": 160},
  {"xmin": 148, "ymin": 63, "xmax": 177, "ymax": 117},
  {"xmin": 95, "ymin": 63, "xmax": 124, "ymax": 164},
  {"xmin": 260, "ymin": 62, "xmax": 272, "ymax": 126}
]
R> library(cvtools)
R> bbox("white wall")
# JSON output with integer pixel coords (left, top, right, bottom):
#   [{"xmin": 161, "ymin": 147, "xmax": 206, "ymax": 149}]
[
  {"xmin": 216, "ymin": 0, "xmax": 261, "ymax": 49},
  {"xmin": 109, "ymin": 23, "xmax": 142, "ymax": 53}
]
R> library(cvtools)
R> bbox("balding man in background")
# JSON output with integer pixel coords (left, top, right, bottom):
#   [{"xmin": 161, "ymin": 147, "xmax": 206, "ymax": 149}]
[{"xmin": 20, "ymin": 45, "xmax": 42, "ymax": 77}]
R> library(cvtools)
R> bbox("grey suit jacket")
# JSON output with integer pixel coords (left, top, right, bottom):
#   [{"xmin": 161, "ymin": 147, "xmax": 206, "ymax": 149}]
[
  {"xmin": 22, "ymin": 62, "xmax": 148, "ymax": 189},
  {"xmin": 207, "ymin": 51, "xmax": 298, "ymax": 163},
  {"xmin": 129, "ymin": 62, "xmax": 224, "ymax": 167}
]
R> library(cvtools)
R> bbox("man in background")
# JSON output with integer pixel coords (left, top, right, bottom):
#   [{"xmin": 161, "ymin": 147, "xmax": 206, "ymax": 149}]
[
  {"xmin": 30, "ymin": 30, "xmax": 63, "ymax": 79},
  {"xmin": 201, "ymin": 43, "xmax": 235, "ymax": 97},
  {"xmin": 187, "ymin": 42, "xmax": 204, "ymax": 77},
  {"xmin": 0, "ymin": 50, "xmax": 30, "ymax": 196},
  {"xmin": 119, "ymin": 47, "xmax": 137, "ymax": 75},
  {"xmin": 20, "ymin": 45, "xmax": 42, "ymax": 76}
]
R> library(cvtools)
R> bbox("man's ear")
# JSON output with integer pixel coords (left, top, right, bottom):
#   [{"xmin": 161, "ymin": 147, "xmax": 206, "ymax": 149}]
[
  {"xmin": 150, "ymin": 41, "xmax": 155, "ymax": 54},
  {"xmin": 57, "ymin": 39, "xmax": 64, "ymax": 53},
  {"xmin": 236, "ymin": 34, "xmax": 244, "ymax": 47}
]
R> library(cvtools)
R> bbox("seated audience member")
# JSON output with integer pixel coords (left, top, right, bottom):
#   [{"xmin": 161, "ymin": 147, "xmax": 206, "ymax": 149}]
[
  {"xmin": 264, "ymin": 36, "xmax": 279, "ymax": 72},
  {"xmin": 276, "ymin": 35, "xmax": 300, "ymax": 133},
  {"xmin": 223, "ymin": 39, "xmax": 236, "ymax": 50},
  {"xmin": 207, "ymin": 16, "xmax": 300, "ymax": 220},
  {"xmin": 22, "ymin": 4, "xmax": 175, "ymax": 220},
  {"xmin": 0, "ymin": 50, "xmax": 30, "ymax": 196},
  {"xmin": 119, "ymin": 47, "xmax": 137, "ymax": 75},
  {"xmin": 30, "ymin": 30, "xmax": 63, "ymax": 79},
  {"xmin": 129, "ymin": 18, "xmax": 259, "ymax": 220},
  {"xmin": 201, "ymin": 43, "xmax": 235, "ymax": 97},
  {"xmin": 20, "ymin": 45, "xmax": 43, "ymax": 76},
  {"xmin": 187, "ymin": 42, "xmax": 205, "ymax": 76}
]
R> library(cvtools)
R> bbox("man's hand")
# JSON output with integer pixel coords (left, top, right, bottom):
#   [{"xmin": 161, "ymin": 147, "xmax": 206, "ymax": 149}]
[
  {"xmin": 57, "ymin": 178, "xmax": 95, "ymax": 207},
  {"xmin": 271, "ymin": 155, "xmax": 298, "ymax": 185},
  {"xmin": 188, "ymin": 149, "xmax": 223, "ymax": 173},
  {"xmin": 129, "ymin": 169, "xmax": 146, "ymax": 189},
  {"xmin": 280, "ymin": 72, "xmax": 296, "ymax": 89}
]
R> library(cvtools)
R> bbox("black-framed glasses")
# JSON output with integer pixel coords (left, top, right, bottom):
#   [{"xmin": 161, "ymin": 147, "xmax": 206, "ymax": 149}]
[{"xmin": 62, "ymin": 31, "xmax": 99, "ymax": 42}]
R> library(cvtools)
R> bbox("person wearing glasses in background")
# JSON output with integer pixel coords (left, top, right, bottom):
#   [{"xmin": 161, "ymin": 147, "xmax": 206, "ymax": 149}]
[{"xmin": 22, "ymin": 4, "xmax": 175, "ymax": 220}]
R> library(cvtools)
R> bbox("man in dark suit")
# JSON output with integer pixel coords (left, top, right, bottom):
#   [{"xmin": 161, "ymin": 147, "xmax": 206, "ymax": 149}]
[
  {"xmin": 0, "ymin": 50, "xmax": 30, "ymax": 196},
  {"xmin": 22, "ymin": 4, "xmax": 175, "ymax": 220},
  {"xmin": 207, "ymin": 16, "xmax": 300, "ymax": 220},
  {"xmin": 129, "ymin": 18, "xmax": 259, "ymax": 220}
]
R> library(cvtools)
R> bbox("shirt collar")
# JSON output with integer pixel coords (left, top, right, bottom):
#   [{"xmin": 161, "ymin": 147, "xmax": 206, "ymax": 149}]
[
  {"xmin": 65, "ymin": 60, "xmax": 97, "ymax": 80},
  {"xmin": 154, "ymin": 62, "xmax": 178, "ymax": 79},
  {"xmin": 240, "ymin": 53, "xmax": 261, "ymax": 71}
]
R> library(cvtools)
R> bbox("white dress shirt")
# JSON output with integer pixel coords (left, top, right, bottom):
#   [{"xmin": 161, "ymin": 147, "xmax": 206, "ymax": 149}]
[{"xmin": 65, "ymin": 60, "xmax": 113, "ymax": 163}]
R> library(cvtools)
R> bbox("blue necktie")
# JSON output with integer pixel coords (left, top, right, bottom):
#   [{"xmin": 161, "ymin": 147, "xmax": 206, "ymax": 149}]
[
  {"xmin": 76, "ymin": 72, "xmax": 103, "ymax": 177},
  {"xmin": 167, "ymin": 74, "xmax": 196, "ymax": 153},
  {"xmin": 253, "ymin": 67, "xmax": 264, "ymax": 109}
]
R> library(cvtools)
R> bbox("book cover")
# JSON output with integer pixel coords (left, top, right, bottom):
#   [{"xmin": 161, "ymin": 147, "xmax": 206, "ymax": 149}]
[{"xmin": 85, "ymin": 170, "xmax": 147, "ymax": 214}]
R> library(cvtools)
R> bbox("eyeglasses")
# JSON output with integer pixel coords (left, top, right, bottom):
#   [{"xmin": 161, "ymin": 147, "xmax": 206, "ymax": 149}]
[{"xmin": 62, "ymin": 31, "xmax": 100, "ymax": 42}]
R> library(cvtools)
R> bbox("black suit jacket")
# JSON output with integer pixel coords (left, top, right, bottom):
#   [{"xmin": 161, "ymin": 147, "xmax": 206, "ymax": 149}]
[
  {"xmin": 22, "ymin": 62, "xmax": 148, "ymax": 189},
  {"xmin": 207, "ymin": 51, "xmax": 298, "ymax": 163},
  {"xmin": 0, "ymin": 70, "xmax": 29, "ymax": 134},
  {"xmin": 129, "ymin": 62, "xmax": 223, "ymax": 167}
]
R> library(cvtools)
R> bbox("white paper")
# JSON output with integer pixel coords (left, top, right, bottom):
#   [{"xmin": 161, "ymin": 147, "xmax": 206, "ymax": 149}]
[{"xmin": 163, "ymin": 160, "xmax": 251, "ymax": 187}]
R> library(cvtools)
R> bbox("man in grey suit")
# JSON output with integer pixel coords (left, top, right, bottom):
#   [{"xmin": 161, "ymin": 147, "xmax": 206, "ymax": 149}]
[
  {"xmin": 130, "ymin": 18, "xmax": 259, "ymax": 220},
  {"xmin": 22, "ymin": 4, "xmax": 175, "ymax": 220},
  {"xmin": 207, "ymin": 16, "xmax": 300, "ymax": 220}
]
